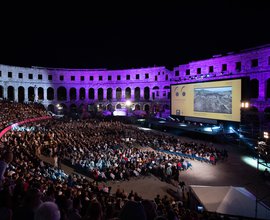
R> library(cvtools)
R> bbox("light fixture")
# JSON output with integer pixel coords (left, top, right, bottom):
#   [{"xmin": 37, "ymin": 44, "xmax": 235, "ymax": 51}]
[{"xmin": 125, "ymin": 100, "xmax": 132, "ymax": 107}]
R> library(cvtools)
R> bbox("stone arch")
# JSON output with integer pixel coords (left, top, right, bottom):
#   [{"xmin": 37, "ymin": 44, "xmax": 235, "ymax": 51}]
[
  {"xmin": 57, "ymin": 87, "xmax": 67, "ymax": 101},
  {"xmin": 57, "ymin": 103, "xmax": 67, "ymax": 114},
  {"xmin": 89, "ymin": 88, "xmax": 95, "ymax": 100},
  {"xmin": 48, "ymin": 104, "xmax": 55, "ymax": 113},
  {"xmin": 0, "ymin": 85, "xmax": 3, "ymax": 98},
  {"xmin": 7, "ymin": 86, "xmax": 14, "ymax": 101},
  {"xmin": 135, "ymin": 104, "xmax": 141, "ymax": 110},
  {"xmin": 267, "ymin": 78, "xmax": 270, "ymax": 99},
  {"xmin": 107, "ymin": 88, "xmax": 113, "ymax": 100},
  {"xmin": 125, "ymin": 87, "xmax": 131, "ymax": 99},
  {"xmin": 98, "ymin": 88, "xmax": 103, "ymax": 101},
  {"xmin": 135, "ymin": 87, "xmax": 140, "ymax": 101},
  {"xmin": 144, "ymin": 104, "xmax": 150, "ymax": 112},
  {"xmin": 78, "ymin": 103, "xmax": 85, "ymax": 113},
  {"xmin": 250, "ymin": 79, "xmax": 259, "ymax": 98},
  {"xmin": 70, "ymin": 103, "xmax": 77, "ymax": 113},
  {"xmin": 107, "ymin": 103, "xmax": 113, "ymax": 111},
  {"xmin": 116, "ymin": 103, "xmax": 122, "ymax": 109},
  {"xmin": 28, "ymin": 87, "xmax": 35, "ymax": 102},
  {"xmin": 116, "ymin": 87, "xmax": 122, "ymax": 100},
  {"xmin": 70, "ymin": 88, "xmax": 77, "ymax": 100},
  {"xmin": 153, "ymin": 104, "xmax": 160, "ymax": 113},
  {"xmin": 38, "ymin": 87, "xmax": 44, "ymax": 100},
  {"xmin": 164, "ymin": 86, "xmax": 170, "ymax": 90},
  {"xmin": 144, "ymin": 87, "xmax": 150, "ymax": 100},
  {"xmin": 47, "ymin": 87, "xmax": 54, "ymax": 100},
  {"xmin": 80, "ymin": 88, "xmax": 85, "ymax": 100},
  {"xmin": 153, "ymin": 86, "xmax": 159, "ymax": 98},
  {"xmin": 18, "ymin": 86, "xmax": 25, "ymax": 103}
]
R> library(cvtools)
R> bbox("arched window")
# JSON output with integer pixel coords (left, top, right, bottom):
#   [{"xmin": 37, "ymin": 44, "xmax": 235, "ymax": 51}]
[
  {"xmin": 48, "ymin": 104, "xmax": 55, "ymax": 113},
  {"xmin": 98, "ymin": 88, "xmax": 103, "ymax": 101},
  {"xmin": 107, "ymin": 88, "xmax": 113, "ymax": 100},
  {"xmin": 57, "ymin": 87, "xmax": 67, "ymax": 101},
  {"xmin": 144, "ymin": 87, "xmax": 150, "ymax": 100},
  {"xmin": 18, "ymin": 86, "xmax": 25, "ymax": 103},
  {"xmin": 57, "ymin": 103, "xmax": 67, "ymax": 114},
  {"xmin": 135, "ymin": 87, "xmax": 140, "ymax": 101},
  {"xmin": 38, "ymin": 87, "xmax": 44, "ymax": 100},
  {"xmin": 144, "ymin": 104, "xmax": 150, "ymax": 112},
  {"xmin": 28, "ymin": 87, "xmax": 35, "ymax": 102},
  {"xmin": 153, "ymin": 86, "xmax": 159, "ymax": 98},
  {"xmin": 8, "ymin": 86, "xmax": 14, "ymax": 101},
  {"xmin": 135, "ymin": 104, "xmax": 140, "ymax": 110},
  {"xmin": 116, "ymin": 103, "xmax": 122, "ymax": 109},
  {"xmin": 107, "ymin": 104, "xmax": 113, "ymax": 111},
  {"xmin": 70, "ymin": 88, "xmax": 76, "ymax": 100},
  {"xmin": 125, "ymin": 87, "xmax": 131, "ymax": 99},
  {"xmin": 47, "ymin": 87, "xmax": 54, "ymax": 100},
  {"xmin": 70, "ymin": 104, "xmax": 77, "ymax": 113},
  {"xmin": 80, "ymin": 88, "xmax": 85, "ymax": 100},
  {"xmin": 250, "ymin": 79, "xmax": 259, "ymax": 98},
  {"xmin": 89, "ymin": 88, "xmax": 95, "ymax": 99},
  {"xmin": 116, "ymin": 87, "xmax": 122, "ymax": 100}
]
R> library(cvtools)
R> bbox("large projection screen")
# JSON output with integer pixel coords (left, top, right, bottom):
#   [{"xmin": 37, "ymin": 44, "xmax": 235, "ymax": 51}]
[{"xmin": 171, "ymin": 79, "xmax": 241, "ymax": 122}]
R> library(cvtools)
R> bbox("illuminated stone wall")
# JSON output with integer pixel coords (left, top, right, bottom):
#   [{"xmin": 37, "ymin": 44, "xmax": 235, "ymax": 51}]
[{"xmin": 0, "ymin": 44, "xmax": 270, "ymax": 114}]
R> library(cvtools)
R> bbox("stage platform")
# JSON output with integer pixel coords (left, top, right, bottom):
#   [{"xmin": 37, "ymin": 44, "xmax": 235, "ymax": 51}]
[{"xmin": 147, "ymin": 119, "xmax": 227, "ymax": 136}]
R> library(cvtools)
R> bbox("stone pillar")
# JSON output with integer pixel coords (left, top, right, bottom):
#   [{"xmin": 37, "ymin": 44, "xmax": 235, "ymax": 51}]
[
  {"xmin": 14, "ymin": 87, "xmax": 18, "ymax": 102},
  {"xmin": 259, "ymin": 79, "xmax": 266, "ymax": 100},
  {"xmin": 95, "ymin": 89, "xmax": 98, "ymax": 101},
  {"xmin": 122, "ymin": 88, "xmax": 125, "ymax": 100},
  {"xmin": 85, "ymin": 88, "xmax": 89, "ymax": 101},
  {"xmin": 141, "ymin": 89, "xmax": 144, "ymax": 100},
  {"xmin": 131, "ymin": 88, "xmax": 135, "ymax": 100},
  {"xmin": 111, "ymin": 88, "xmax": 114, "ymax": 100},
  {"xmin": 77, "ymin": 88, "xmax": 80, "ymax": 101},
  {"xmin": 25, "ymin": 87, "xmax": 28, "ymax": 102},
  {"xmin": 34, "ymin": 86, "xmax": 38, "ymax": 102},
  {"xmin": 3, "ymin": 86, "xmax": 7, "ymax": 99},
  {"xmin": 103, "ymin": 88, "xmax": 107, "ymax": 100},
  {"xmin": 44, "ymin": 87, "xmax": 47, "ymax": 101},
  {"xmin": 66, "ymin": 87, "xmax": 70, "ymax": 101}
]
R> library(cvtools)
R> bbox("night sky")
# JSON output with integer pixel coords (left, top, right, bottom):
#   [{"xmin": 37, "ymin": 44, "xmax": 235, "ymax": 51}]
[{"xmin": 1, "ymin": 1, "xmax": 269, "ymax": 70}]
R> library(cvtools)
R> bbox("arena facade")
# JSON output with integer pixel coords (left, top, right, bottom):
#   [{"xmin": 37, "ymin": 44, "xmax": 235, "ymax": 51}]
[{"xmin": 0, "ymin": 44, "xmax": 270, "ymax": 115}]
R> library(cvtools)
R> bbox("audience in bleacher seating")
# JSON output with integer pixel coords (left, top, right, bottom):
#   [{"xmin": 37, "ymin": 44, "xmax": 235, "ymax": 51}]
[
  {"xmin": 0, "ymin": 101, "xmax": 229, "ymax": 219},
  {"xmin": 0, "ymin": 100, "xmax": 48, "ymax": 131}
]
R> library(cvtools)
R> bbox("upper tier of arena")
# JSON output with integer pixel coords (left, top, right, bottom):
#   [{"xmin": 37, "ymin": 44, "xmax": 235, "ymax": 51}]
[{"xmin": 0, "ymin": 44, "xmax": 270, "ymax": 114}]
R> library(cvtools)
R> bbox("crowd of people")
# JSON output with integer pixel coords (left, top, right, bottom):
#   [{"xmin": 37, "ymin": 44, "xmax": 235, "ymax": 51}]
[
  {"xmin": 0, "ymin": 100, "xmax": 48, "ymax": 131},
  {"xmin": 0, "ymin": 101, "xmax": 230, "ymax": 219},
  {"xmin": 0, "ymin": 129, "xmax": 224, "ymax": 220}
]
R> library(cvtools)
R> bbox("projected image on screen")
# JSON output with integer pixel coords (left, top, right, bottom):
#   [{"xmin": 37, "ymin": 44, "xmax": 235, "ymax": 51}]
[{"xmin": 194, "ymin": 87, "xmax": 232, "ymax": 114}]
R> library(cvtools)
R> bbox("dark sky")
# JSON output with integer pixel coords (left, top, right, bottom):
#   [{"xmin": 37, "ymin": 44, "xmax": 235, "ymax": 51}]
[{"xmin": 1, "ymin": 1, "xmax": 270, "ymax": 70}]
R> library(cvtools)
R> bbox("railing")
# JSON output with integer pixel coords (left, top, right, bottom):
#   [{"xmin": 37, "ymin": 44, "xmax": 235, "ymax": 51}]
[{"xmin": 0, "ymin": 116, "xmax": 52, "ymax": 138}]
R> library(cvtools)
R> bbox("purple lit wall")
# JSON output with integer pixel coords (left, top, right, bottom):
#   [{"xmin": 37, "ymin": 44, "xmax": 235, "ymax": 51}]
[{"xmin": 0, "ymin": 44, "xmax": 270, "ymax": 115}]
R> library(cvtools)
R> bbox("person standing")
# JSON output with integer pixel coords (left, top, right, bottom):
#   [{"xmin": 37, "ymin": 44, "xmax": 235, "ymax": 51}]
[{"xmin": 0, "ymin": 150, "xmax": 13, "ymax": 185}]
